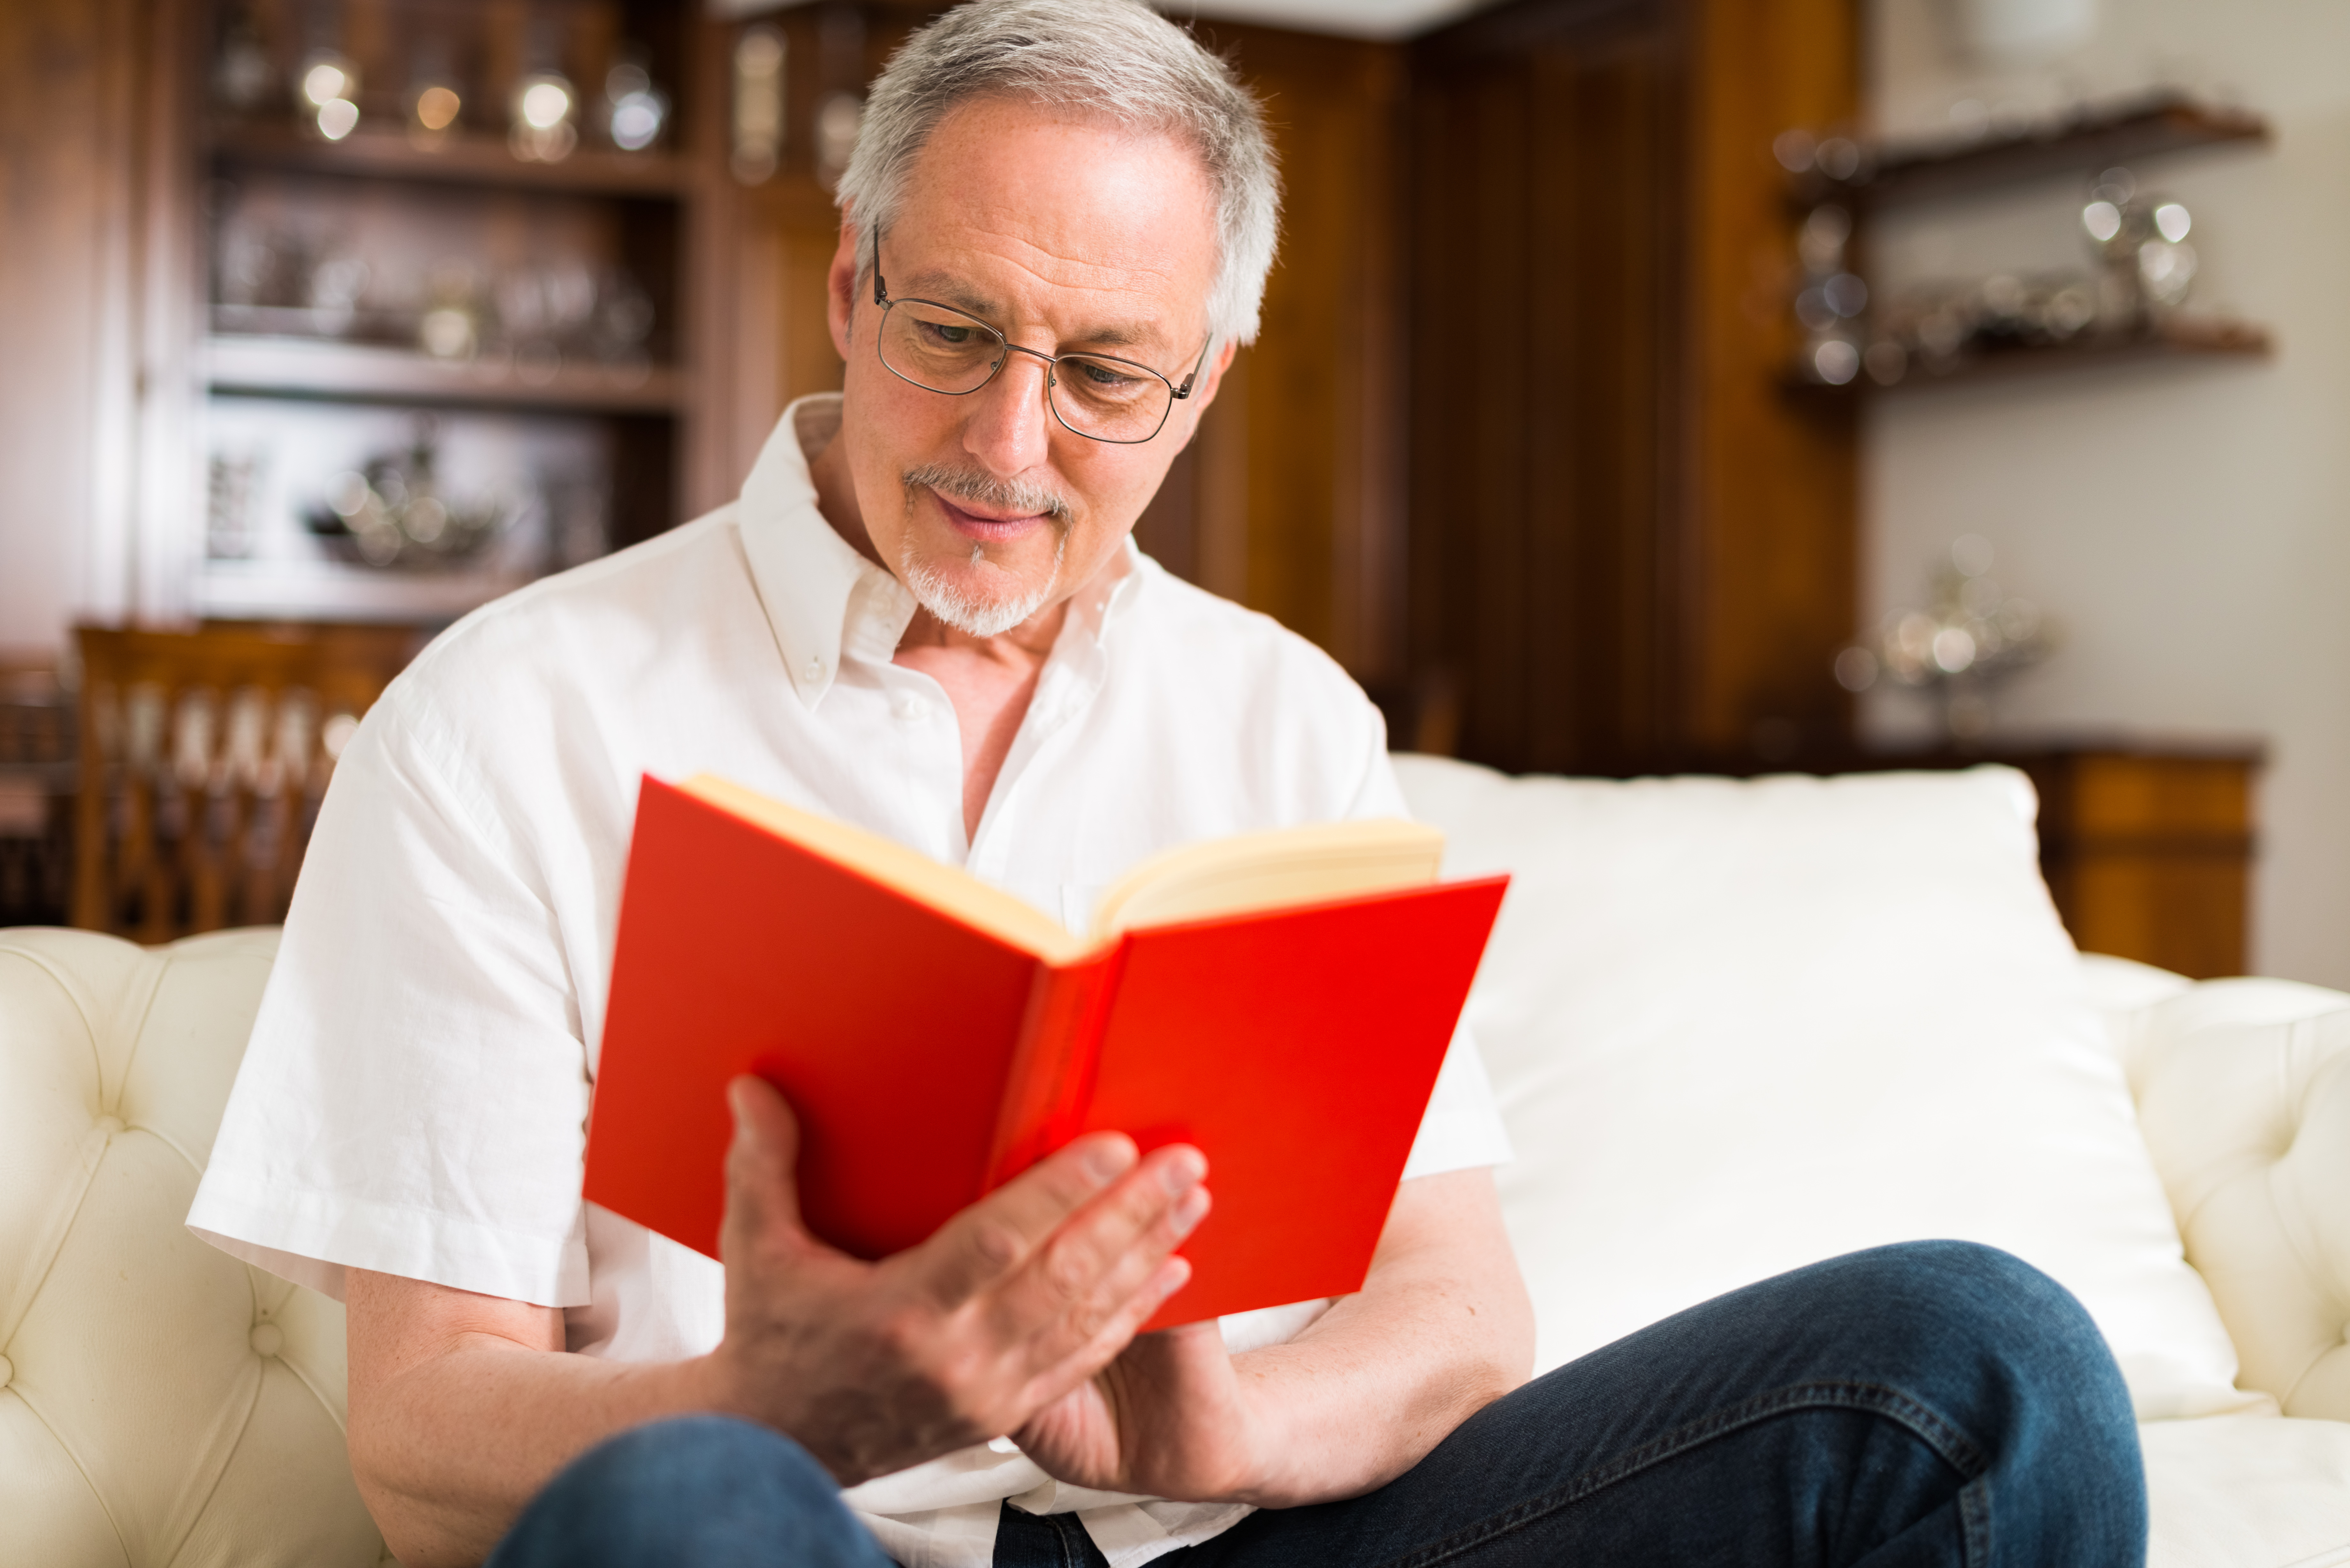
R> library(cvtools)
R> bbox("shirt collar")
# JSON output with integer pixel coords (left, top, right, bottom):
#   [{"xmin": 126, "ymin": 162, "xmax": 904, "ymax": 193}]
[
  {"xmin": 736, "ymin": 392, "xmax": 1149, "ymax": 708},
  {"xmin": 737, "ymin": 394, "xmax": 915, "ymax": 707}
]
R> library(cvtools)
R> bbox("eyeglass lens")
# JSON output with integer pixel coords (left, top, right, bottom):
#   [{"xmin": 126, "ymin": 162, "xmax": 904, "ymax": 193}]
[{"xmin": 878, "ymin": 299, "xmax": 1176, "ymax": 443}]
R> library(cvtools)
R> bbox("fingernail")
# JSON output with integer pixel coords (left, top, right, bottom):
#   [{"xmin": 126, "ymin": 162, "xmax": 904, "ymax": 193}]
[
  {"xmin": 1158, "ymin": 1149, "xmax": 1205, "ymax": 1197},
  {"xmin": 1082, "ymin": 1138, "xmax": 1135, "ymax": 1183},
  {"xmin": 1172, "ymin": 1186, "xmax": 1210, "ymax": 1237}
]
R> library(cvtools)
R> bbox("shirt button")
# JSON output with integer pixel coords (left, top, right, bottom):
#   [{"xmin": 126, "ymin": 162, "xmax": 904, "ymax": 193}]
[
  {"xmin": 893, "ymin": 695, "xmax": 927, "ymax": 721},
  {"xmin": 987, "ymin": 1435, "xmax": 1020, "ymax": 1454},
  {"xmin": 804, "ymin": 657, "xmax": 823, "ymax": 682}
]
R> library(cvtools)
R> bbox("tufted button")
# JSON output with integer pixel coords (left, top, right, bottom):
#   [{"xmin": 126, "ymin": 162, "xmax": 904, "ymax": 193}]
[
  {"xmin": 0, "ymin": 1353, "xmax": 13, "ymax": 1388},
  {"xmin": 249, "ymin": 1322, "xmax": 284, "ymax": 1358},
  {"xmin": 94, "ymin": 1114, "xmax": 124, "ymax": 1137}
]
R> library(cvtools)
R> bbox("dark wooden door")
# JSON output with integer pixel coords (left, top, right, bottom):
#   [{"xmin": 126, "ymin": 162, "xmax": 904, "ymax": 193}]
[{"xmin": 1406, "ymin": 0, "xmax": 1859, "ymax": 775}]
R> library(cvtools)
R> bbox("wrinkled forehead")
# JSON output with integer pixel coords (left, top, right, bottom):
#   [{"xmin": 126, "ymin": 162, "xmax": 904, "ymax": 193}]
[{"xmin": 883, "ymin": 97, "xmax": 1219, "ymax": 352}]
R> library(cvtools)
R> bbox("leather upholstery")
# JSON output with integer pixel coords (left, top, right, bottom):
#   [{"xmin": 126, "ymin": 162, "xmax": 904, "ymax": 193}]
[
  {"xmin": 1, "ymin": 920, "xmax": 2345, "ymax": 1565},
  {"xmin": 2117, "ymin": 977, "xmax": 2350, "ymax": 1422},
  {"xmin": 0, "ymin": 928, "xmax": 386, "ymax": 1567}
]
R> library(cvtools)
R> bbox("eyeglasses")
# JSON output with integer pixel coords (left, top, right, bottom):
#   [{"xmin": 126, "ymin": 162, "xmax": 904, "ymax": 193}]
[{"xmin": 868, "ymin": 231, "xmax": 1210, "ymax": 445}]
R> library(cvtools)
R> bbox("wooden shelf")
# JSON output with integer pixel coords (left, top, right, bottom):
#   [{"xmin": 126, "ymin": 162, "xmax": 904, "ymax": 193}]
[
  {"xmin": 203, "ymin": 335, "xmax": 685, "ymax": 414},
  {"xmin": 196, "ymin": 559, "xmax": 536, "ymax": 623},
  {"xmin": 1806, "ymin": 92, "xmax": 2270, "ymax": 210},
  {"xmin": 1792, "ymin": 316, "xmax": 2271, "ymax": 397},
  {"xmin": 209, "ymin": 122, "xmax": 694, "ymax": 200}
]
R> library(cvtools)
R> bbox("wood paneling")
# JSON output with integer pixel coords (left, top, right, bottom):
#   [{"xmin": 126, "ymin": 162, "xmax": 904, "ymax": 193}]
[
  {"xmin": 1405, "ymin": 0, "xmax": 1857, "ymax": 773},
  {"xmin": 1204, "ymin": 26, "xmax": 1408, "ymax": 681},
  {"xmin": 0, "ymin": 0, "xmax": 155, "ymax": 639},
  {"xmin": 1682, "ymin": 0, "xmax": 1859, "ymax": 761}
]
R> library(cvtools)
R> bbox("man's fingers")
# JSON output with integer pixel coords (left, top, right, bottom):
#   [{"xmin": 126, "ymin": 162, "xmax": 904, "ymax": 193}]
[
  {"xmin": 721, "ymin": 1075, "xmax": 810, "ymax": 1260},
  {"xmin": 992, "ymin": 1151, "xmax": 1209, "ymax": 1365},
  {"xmin": 915, "ymin": 1133, "xmax": 1142, "ymax": 1308},
  {"xmin": 1020, "ymin": 1252, "xmax": 1196, "ymax": 1414}
]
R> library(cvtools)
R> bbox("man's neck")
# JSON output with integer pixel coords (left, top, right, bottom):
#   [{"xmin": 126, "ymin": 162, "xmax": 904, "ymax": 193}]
[
  {"xmin": 803, "ymin": 407, "xmax": 1067, "ymax": 841},
  {"xmin": 806, "ymin": 416, "xmax": 882, "ymax": 570}
]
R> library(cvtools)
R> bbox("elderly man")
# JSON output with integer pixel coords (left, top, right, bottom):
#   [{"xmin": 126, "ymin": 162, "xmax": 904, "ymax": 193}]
[{"xmin": 191, "ymin": 2, "xmax": 2147, "ymax": 1565}]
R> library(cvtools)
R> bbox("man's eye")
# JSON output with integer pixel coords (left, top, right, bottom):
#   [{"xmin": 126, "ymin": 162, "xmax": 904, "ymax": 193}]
[
  {"xmin": 924, "ymin": 321, "xmax": 976, "ymax": 346},
  {"xmin": 1075, "ymin": 360, "xmax": 1141, "ymax": 389}
]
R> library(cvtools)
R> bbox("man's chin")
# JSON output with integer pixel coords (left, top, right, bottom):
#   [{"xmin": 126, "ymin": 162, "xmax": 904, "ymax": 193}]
[{"xmin": 899, "ymin": 554, "xmax": 1060, "ymax": 638}]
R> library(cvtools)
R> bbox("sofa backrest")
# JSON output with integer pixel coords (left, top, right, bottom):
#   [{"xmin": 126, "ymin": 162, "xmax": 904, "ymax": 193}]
[
  {"xmin": 0, "ymin": 927, "xmax": 386, "ymax": 1568},
  {"xmin": 2099, "ymin": 964, "xmax": 2350, "ymax": 1422}
]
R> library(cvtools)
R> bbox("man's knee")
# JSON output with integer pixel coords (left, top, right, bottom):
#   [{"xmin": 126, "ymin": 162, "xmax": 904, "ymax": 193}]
[
  {"xmin": 1831, "ymin": 1241, "xmax": 2118, "ymax": 1384},
  {"xmin": 1820, "ymin": 1242, "xmax": 2140, "ymax": 1467},
  {"xmin": 488, "ymin": 1415, "xmax": 881, "ymax": 1568}
]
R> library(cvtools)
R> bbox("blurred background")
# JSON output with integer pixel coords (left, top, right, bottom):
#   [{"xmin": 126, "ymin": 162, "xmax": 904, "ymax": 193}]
[{"xmin": 0, "ymin": 0, "xmax": 2339, "ymax": 989}]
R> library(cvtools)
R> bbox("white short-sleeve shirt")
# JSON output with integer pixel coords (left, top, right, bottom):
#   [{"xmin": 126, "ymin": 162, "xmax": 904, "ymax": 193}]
[{"xmin": 189, "ymin": 396, "xmax": 1512, "ymax": 1568}]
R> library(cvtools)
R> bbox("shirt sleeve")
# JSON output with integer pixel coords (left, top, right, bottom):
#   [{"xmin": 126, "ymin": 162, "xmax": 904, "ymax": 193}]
[
  {"xmin": 186, "ymin": 691, "xmax": 596, "ymax": 1307},
  {"xmin": 1345, "ymin": 741, "xmax": 1515, "ymax": 1181}
]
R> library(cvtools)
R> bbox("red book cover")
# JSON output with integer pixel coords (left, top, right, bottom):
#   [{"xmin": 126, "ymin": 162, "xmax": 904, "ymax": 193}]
[{"xmin": 585, "ymin": 775, "xmax": 1507, "ymax": 1330}]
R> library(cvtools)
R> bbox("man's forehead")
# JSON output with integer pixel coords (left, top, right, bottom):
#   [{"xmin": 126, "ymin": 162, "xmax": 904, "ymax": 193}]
[{"xmin": 886, "ymin": 100, "xmax": 1217, "ymax": 346}]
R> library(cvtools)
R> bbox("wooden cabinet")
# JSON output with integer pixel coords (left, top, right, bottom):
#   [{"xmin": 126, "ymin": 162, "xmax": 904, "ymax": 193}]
[{"xmin": 2012, "ymin": 747, "xmax": 2261, "ymax": 980}]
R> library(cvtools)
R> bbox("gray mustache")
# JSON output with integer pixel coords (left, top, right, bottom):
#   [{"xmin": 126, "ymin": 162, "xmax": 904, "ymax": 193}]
[{"xmin": 902, "ymin": 464, "xmax": 1074, "ymax": 527}]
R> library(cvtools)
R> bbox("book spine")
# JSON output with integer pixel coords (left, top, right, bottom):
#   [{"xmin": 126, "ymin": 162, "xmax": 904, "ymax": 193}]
[{"xmin": 981, "ymin": 941, "xmax": 1128, "ymax": 1189}]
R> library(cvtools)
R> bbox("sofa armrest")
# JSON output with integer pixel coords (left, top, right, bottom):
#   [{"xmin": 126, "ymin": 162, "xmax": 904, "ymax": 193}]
[{"xmin": 2108, "ymin": 961, "xmax": 2350, "ymax": 1421}]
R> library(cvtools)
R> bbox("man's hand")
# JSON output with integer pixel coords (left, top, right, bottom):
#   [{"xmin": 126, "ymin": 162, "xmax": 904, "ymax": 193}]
[
  {"xmin": 1009, "ymin": 1167, "xmax": 1532, "ymax": 1509},
  {"xmin": 1011, "ymin": 1319, "xmax": 1261, "ymax": 1499},
  {"xmin": 705, "ymin": 1075, "xmax": 1211, "ymax": 1485}
]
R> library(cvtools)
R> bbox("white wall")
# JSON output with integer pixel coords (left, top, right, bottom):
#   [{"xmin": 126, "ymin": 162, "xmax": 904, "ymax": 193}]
[{"xmin": 1862, "ymin": 0, "xmax": 2350, "ymax": 987}]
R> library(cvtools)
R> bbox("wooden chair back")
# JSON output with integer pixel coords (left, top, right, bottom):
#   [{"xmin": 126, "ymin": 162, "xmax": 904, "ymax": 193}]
[{"xmin": 72, "ymin": 624, "xmax": 423, "ymax": 941}]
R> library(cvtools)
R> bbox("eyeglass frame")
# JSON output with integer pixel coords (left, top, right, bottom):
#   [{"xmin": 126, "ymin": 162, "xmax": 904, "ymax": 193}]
[{"xmin": 867, "ymin": 229, "xmax": 1213, "ymax": 445}]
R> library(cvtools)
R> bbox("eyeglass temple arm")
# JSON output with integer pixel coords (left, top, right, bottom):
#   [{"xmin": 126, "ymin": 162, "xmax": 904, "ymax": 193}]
[
  {"xmin": 871, "ymin": 227, "xmax": 888, "ymax": 306},
  {"xmin": 1173, "ymin": 337, "xmax": 1213, "ymax": 399}
]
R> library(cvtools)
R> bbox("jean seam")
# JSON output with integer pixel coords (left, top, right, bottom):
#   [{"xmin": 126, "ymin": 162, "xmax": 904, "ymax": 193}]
[{"xmin": 1375, "ymin": 1380, "xmax": 1993, "ymax": 1568}]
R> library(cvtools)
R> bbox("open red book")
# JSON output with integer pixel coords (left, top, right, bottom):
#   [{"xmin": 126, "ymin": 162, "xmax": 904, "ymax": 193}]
[{"xmin": 585, "ymin": 775, "xmax": 1508, "ymax": 1330}]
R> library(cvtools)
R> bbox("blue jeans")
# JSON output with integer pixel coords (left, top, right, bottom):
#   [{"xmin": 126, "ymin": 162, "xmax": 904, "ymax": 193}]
[{"xmin": 485, "ymin": 1241, "xmax": 2147, "ymax": 1568}]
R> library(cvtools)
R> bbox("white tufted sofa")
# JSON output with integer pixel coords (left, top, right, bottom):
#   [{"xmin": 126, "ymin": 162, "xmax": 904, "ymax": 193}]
[{"xmin": 5, "ymin": 763, "xmax": 2350, "ymax": 1567}]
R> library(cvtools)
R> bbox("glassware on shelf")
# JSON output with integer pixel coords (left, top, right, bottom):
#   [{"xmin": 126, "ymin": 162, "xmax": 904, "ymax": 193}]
[
  {"xmin": 408, "ymin": 38, "xmax": 464, "ymax": 151},
  {"xmin": 304, "ymin": 418, "xmax": 510, "ymax": 571},
  {"xmin": 1835, "ymin": 535, "xmax": 2058, "ymax": 744},
  {"xmin": 606, "ymin": 49, "xmax": 669, "ymax": 152},
  {"xmin": 298, "ymin": 49, "xmax": 360, "ymax": 141},
  {"xmin": 732, "ymin": 25, "xmax": 786, "ymax": 184},
  {"xmin": 1786, "ymin": 198, "xmax": 1867, "ymax": 385},
  {"xmin": 213, "ymin": 4, "xmax": 273, "ymax": 110},
  {"xmin": 2081, "ymin": 168, "xmax": 2196, "ymax": 324}
]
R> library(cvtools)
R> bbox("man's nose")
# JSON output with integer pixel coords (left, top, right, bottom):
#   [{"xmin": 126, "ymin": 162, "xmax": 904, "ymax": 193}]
[{"xmin": 961, "ymin": 348, "xmax": 1056, "ymax": 478}]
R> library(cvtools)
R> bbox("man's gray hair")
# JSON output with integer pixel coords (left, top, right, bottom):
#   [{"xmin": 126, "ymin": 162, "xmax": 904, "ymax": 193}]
[{"xmin": 835, "ymin": 0, "xmax": 1281, "ymax": 346}]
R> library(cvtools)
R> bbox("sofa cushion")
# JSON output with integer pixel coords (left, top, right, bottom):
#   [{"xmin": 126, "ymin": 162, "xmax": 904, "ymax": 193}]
[
  {"xmin": 2140, "ymin": 1415, "xmax": 2350, "ymax": 1567},
  {"xmin": 0, "ymin": 928, "xmax": 385, "ymax": 1568},
  {"xmin": 2117, "ymin": 980, "xmax": 2350, "ymax": 1421},
  {"xmin": 1394, "ymin": 756, "xmax": 2258, "ymax": 1423}
]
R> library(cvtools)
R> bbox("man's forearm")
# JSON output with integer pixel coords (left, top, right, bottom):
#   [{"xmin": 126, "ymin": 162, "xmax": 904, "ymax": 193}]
[
  {"xmin": 1226, "ymin": 1169, "xmax": 1534, "ymax": 1509},
  {"xmin": 345, "ymin": 1274, "xmax": 724, "ymax": 1568}
]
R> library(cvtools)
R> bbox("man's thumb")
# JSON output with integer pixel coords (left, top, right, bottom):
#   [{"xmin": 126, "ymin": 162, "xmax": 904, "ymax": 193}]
[{"xmin": 722, "ymin": 1074, "xmax": 808, "ymax": 1250}]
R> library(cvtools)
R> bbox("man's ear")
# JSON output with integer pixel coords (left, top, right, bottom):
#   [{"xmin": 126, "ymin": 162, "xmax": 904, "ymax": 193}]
[
  {"xmin": 1181, "ymin": 338, "xmax": 1240, "ymax": 418},
  {"xmin": 825, "ymin": 213, "xmax": 862, "ymax": 363},
  {"xmin": 1157, "ymin": 338, "xmax": 1239, "ymax": 455}
]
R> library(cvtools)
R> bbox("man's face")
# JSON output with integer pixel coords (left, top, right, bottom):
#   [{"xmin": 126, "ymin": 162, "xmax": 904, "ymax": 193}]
[{"xmin": 826, "ymin": 97, "xmax": 1232, "ymax": 635}]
